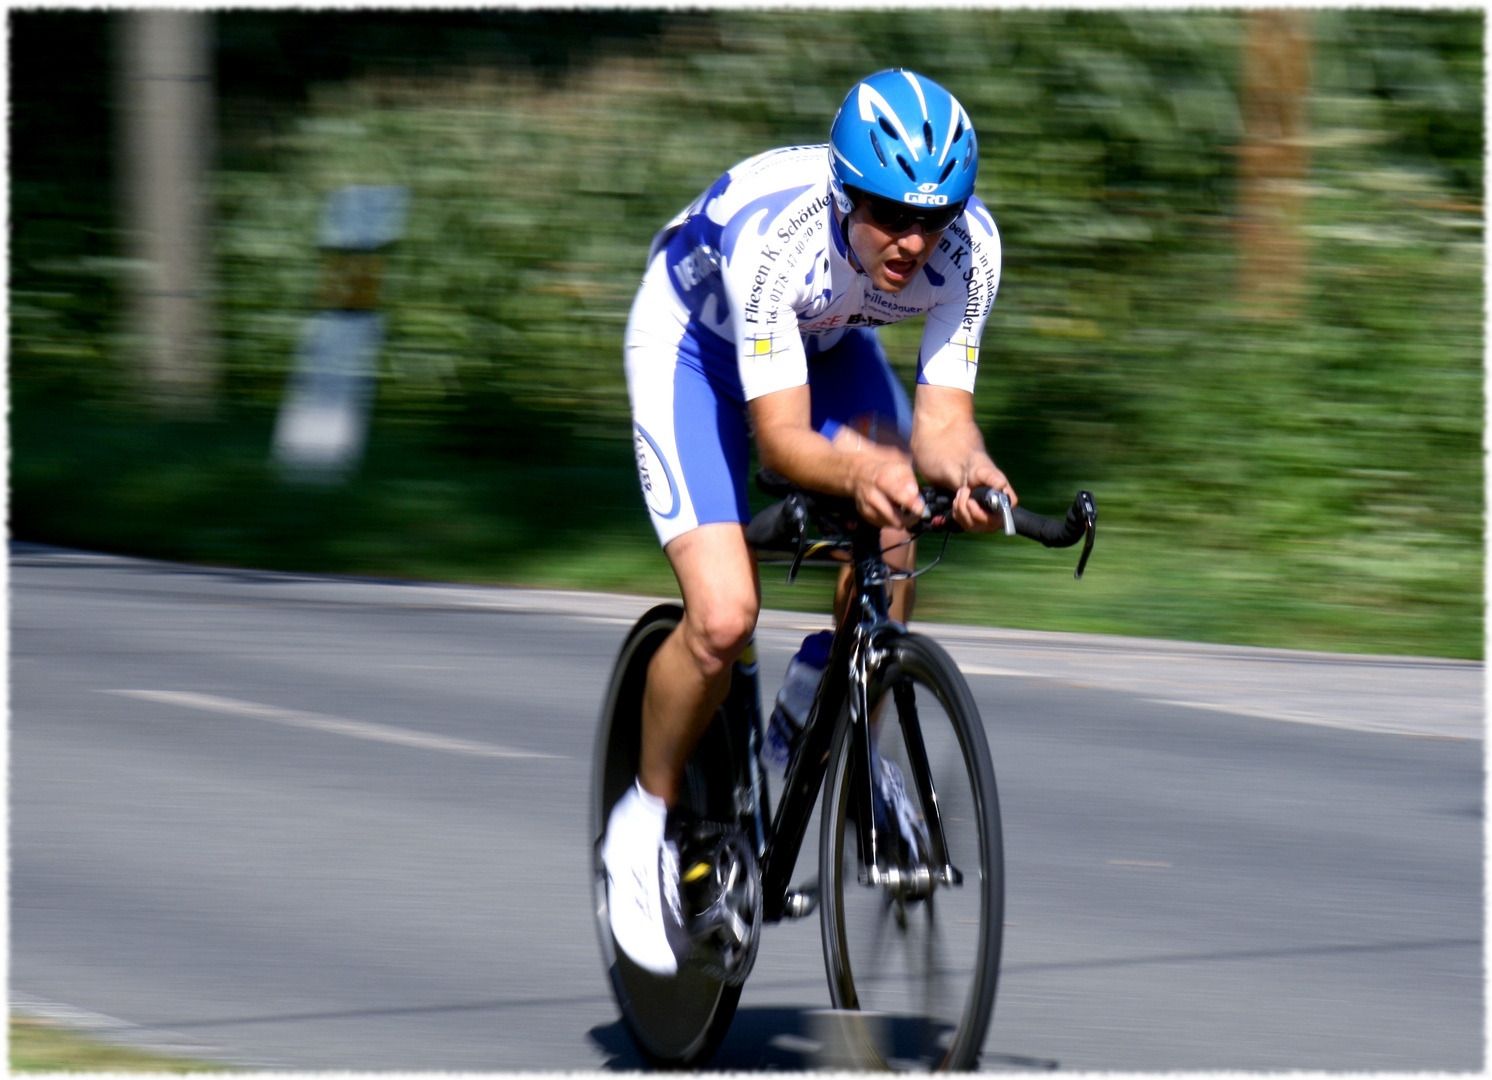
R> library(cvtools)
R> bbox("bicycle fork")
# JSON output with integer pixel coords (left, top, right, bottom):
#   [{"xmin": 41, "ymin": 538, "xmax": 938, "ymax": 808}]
[{"xmin": 849, "ymin": 592, "xmax": 963, "ymax": 900}]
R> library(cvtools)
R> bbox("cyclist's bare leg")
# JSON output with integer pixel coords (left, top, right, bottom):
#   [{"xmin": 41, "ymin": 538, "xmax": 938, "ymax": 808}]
[{"xmin": 639, "ymin": 522, "xmax": 761, "ymax": 805}]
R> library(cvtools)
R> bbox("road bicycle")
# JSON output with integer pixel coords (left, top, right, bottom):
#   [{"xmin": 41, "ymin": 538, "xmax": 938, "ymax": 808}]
[{"xmin": 592, "ymin": 472, "xmax": 1095, "ymax": 1070}]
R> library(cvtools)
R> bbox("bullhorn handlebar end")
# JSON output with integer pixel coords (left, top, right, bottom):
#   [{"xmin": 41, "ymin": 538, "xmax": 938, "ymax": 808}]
[{"xmin": 972, "ymin": 486, "xmax": 1097, "ymax": 579}]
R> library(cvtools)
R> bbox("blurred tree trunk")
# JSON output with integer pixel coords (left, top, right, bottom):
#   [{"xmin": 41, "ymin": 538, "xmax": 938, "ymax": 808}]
[
  {"xmin": 118, "ymin": 11, "xmax": 217, "ymax": 411},
  {"xmin": 1237, "ymin": 10, "xmax": 1313, "ymax": 318}
]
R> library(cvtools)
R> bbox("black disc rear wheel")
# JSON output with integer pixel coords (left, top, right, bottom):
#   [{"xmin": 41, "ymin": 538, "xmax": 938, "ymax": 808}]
[{"xmin": 592, "ymin": 604, "xmax": 741, "ymax": 1068}]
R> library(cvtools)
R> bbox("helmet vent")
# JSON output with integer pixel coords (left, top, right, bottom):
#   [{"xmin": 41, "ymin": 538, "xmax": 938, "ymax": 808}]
[
  {"xmin": 868, "ymin": 130, "xmax": 888, "ymax": 167},
  {"xmin": 923, "ymin": 122, "xmax": 935, "ymax": 153},
  {"xmin": 953, "ymin": 120, "xmax": 965, "ymax": 144},
  {"xmin": 939, "ymin": 159, "xmax": 958, "ymax": 183},
  {"xmin": 896, "ymin": 155, "xmax": 916, "ymax": 181},
  {"xmin": 878, "ymin": 116, "xmax": 900, "ymax": 141}
]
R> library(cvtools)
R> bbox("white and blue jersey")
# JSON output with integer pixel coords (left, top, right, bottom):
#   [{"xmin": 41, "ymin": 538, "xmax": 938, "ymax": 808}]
[{"xmin": 626, "ymin": 144, "xmax": 1002, "ymax": 545}]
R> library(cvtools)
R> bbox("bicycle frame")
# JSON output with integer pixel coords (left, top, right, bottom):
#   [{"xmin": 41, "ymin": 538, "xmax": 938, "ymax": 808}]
[
  {"xmin": 741, "ymin": 520, "xmax": 955, "ymax": 922},
  {"xmin": 598, "ymin": 480, "xmax": 1088, "ymax": 1068}
]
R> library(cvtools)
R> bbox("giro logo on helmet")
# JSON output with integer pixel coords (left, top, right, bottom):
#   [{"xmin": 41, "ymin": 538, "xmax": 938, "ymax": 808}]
[
  {"xmin": 917, "ymin": 183, "xmax": 938, "ymax": 193},
  {"xmin": 906, "ymin": 192, "xmax": 949, "ymax": 206}
]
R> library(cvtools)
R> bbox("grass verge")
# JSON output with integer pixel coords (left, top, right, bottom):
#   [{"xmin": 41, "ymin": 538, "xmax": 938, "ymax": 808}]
[
  {"xmin": 10, "ymin": 1015, "xmax": 234, "ymax": 1072},
  {"xmin": 11, "ymin": 397, "xmax": 1482, "ymax": 660}
]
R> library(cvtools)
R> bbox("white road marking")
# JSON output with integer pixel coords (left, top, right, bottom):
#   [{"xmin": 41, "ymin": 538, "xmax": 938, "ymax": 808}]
[
  {"xmin": 102, "ymin": 690, "xmax": 560, "ymax": 760},
  {"xmin": 959, "ymin": 664, "xmax": 1056, "ymax": 679},
  {"xmin": 1147, "ymin": 696, "xmax": 1475, "ymax": 739}
]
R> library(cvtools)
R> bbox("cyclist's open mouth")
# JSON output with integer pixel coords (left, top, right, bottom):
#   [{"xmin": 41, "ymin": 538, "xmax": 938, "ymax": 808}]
[{"xmin": 884, "ymin": 257, "xmax": 918, "ymax": 283}]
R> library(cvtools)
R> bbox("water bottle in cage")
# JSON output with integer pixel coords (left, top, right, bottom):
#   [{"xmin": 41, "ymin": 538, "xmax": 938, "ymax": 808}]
[{"xmin": 761, "ymin": 630, "xmax": 833, "ymax": 775}]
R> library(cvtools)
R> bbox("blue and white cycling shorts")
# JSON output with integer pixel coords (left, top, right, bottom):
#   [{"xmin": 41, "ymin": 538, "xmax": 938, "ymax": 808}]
[{"xmin": 626, "ymin": 290, "xmax": 912, "ymax": 549}]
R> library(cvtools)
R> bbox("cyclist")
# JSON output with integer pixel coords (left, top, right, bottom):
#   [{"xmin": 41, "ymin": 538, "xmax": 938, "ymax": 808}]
[{"xmin": 604, "ymin": 68, "xmax": 1016, "ymax": 976}]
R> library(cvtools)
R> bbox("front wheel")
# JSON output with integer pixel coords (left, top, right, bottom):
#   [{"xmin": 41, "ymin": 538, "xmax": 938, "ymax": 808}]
[
  {"xmin": 819, "ymin": 633, "xmax": 1004, "ymax": 1070},
  {"xmin": 592, "ymin": 604, "xmax": 742, "ymax": 1068}
]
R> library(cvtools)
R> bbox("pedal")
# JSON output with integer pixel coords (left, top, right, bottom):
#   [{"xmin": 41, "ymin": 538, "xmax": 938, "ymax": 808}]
[{"xmin": 783, "ymin": 882, "xmax": 820, "ymax": 918}]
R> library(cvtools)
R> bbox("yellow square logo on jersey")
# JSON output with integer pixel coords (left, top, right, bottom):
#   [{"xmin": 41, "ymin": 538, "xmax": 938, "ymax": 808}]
[
  {"xmin": 948, "ymin": 332, "xmax": 979, "ymax": 368},
  {"xmin": 749, "ymin": 335, "xmax": 781, "ymax": 358}
]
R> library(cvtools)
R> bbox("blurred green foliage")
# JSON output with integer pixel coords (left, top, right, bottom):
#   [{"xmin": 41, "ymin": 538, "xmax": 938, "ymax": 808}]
[{"xmin": 10, "ymin": 10, "xmax": 1483, "ymax": 657}]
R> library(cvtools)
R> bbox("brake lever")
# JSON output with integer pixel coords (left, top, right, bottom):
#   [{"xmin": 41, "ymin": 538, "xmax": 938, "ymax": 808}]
[
  {"xmin": 785, "ymin": 494, "xmax": 810, "ymax": 584},
  {"xmin": 1073, "ymin": 490, "xmax": 1097, "ymax": 580}
]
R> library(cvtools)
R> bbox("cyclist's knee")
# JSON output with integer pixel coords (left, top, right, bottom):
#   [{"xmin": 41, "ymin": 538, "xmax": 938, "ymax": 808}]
[
  {"xmin": 681, "ymin": 596, "xmax": 758, "ymax": 675},
  {"xmin": 881, "ymin": 527, "xmax": 915, "ymax": 570}
]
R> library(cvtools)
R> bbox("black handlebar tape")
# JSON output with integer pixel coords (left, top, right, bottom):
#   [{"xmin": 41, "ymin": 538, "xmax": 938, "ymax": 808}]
[
  {"xmin": 744, "ymin": 497, "xmax": 804, "ymax": 551},
  {"xmin": 1010, "ymin": 506, "xmax": 1085, "ymax": 548},
  {"xmin": 971, "ymin": 486, "xmax": 1088, "ymax": 549}
]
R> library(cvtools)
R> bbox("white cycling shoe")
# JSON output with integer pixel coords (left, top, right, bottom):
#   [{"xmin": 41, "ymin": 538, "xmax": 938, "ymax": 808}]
[
  {"xmin": 876, "ymin": 755, "xmax": 929, "ymax": 862},
  {"xmin": 602, "ymin": 780, "xmax": 689, "ymax": 976}
]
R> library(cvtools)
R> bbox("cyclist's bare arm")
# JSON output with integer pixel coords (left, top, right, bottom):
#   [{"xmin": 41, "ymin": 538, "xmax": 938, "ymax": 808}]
[
  {"xmin": 910, "ymin": 383, "xmax": 1016, "ymax": 533},
  {"xmin": 749, "ymin": 385, "xmax": 926, "ymax": 529}
]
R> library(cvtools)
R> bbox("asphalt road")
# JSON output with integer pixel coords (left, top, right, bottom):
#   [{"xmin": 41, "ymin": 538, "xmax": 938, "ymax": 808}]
[{"xmin": 10, "ymin": 544, "xmax": 1484, "ymax": 1070}]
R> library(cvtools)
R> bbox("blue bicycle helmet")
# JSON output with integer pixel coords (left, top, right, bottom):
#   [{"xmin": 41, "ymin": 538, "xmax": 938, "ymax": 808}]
[{"xmin": 828, "ymin": 69, "xmax": 978, "ymax": 215}]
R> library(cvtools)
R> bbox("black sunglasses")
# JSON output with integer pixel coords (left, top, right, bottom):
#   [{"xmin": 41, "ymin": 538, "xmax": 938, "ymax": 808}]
[{"xmin": 853, "ymin": 188, "xmax": 966, "ymax": 234}]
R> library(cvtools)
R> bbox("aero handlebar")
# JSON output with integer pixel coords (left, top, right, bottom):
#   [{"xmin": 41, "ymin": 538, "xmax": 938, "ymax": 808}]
[{"xmin": 746, "ymin": 470, "xmax": 1098, "ymax": 580}]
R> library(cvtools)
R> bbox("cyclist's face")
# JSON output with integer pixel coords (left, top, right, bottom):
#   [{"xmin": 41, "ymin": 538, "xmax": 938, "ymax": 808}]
[{"xmin": 845, "ymin": 199, "xmax": 946, "ymax": 294}]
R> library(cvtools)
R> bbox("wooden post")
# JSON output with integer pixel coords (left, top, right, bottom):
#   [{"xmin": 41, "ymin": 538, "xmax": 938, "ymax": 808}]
[
  {"xmin": 1237, "ymin": 10, "xmax": 1313, "ymax": 318},
  {"xmin": 119, "ymin": 10, "xmax": 216, "ymax": 410}
]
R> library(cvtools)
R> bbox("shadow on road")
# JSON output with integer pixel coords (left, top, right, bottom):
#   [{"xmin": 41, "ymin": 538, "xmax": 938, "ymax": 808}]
[
  {"xmin": 588, "ymin": 1008, "xmax": 1061, "ymax": 1071},
  {"xmin": 589, "ymin": 1007, "xmax": 811, "ymax": 1070}
]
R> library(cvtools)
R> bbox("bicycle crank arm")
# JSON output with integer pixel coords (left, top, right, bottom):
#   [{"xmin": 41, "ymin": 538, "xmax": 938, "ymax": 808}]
[
  {"xmin": 690, "ymin": 903, "xmax": 749, "ymax": 948},
  {"xmin": 680, "ymin": 830, "xmax": 762, "ymax": 985}
]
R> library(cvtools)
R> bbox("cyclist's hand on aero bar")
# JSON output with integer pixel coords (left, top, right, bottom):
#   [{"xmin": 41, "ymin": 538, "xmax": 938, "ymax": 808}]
[
  {"xmin": 948, "ymin": 455, "xmax": 1018, "ymax": 534},
  {"xmin": 847, "ymin": 441, "xmax": 925, "ymax": 530}
]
